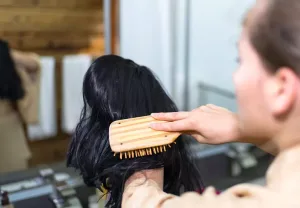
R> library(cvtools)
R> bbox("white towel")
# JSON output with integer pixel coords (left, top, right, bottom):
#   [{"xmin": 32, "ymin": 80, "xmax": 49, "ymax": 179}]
[
  {"xmin": 27, "ymin": 57, "xmax": 57, "ymax": 140},
  {"xmin": 62, "ymin": 55, "xmax": 92, "ymax": 134}
]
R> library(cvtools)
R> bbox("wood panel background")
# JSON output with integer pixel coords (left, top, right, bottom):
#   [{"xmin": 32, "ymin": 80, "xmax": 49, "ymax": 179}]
[
  {"xmin": 0, "ymin": 0, "xmax": 115, "ymax": 168},
  {"xmin": 0, "ymin": 0, "xmax": 104, "ymax": 54}
]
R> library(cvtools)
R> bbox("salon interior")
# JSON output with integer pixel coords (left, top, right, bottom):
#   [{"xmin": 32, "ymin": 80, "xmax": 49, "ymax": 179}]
[{"xmin": 0, "ymin": 0, "xmax": 272, "ymax": 207}]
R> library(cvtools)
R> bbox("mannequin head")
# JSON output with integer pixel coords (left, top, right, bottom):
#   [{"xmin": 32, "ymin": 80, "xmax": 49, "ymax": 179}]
[
  {"xmin": 0, "ymin": 40, "xmax": 24, "ymax": 101},
  {"xmin": 234, "ymin": 0, "xmax": 300, "ymax": 150},
  {"xmin": 67, "ymin": 55, "xmax": 204, "ymax": 208}
]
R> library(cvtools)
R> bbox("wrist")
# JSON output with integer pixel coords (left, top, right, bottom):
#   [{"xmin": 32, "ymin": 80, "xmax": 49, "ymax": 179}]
[
  {"xmin": 230, "ymin": 114, "xmax": 246, "ymax": 143},
  {"xmin": 233, "ymin": 117, "xmax": 277, "ymax": 155}
]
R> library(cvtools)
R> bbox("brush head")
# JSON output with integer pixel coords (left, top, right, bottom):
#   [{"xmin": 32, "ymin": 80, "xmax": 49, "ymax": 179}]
[{"xmin": 109, "ymin": 115, "xmax": 180, "ymax": 159}]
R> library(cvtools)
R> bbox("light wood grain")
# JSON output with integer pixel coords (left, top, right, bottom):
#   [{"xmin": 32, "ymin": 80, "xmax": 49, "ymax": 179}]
[
  {"xmin": 0, "ymin": 29, "xmax": 103, "ymax": 37},
  {"xmin": 0, "ymin": 0, "xmax": 102, "ymax": 9},
  {"xmin": 4, "ymin": 34, "xmax": 104, "ymax": 50},
  {"xmin": 109, "ymin": 116, "xmax": 181, "ymax": 153},
  {"xmin": 0, "ymin": 8, "xmax": 102, "ymax": 32}
]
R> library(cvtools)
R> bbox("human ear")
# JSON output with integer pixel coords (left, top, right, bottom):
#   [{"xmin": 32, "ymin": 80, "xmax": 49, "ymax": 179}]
[{"xmin": 265, "ymin": 68, "xmax": 297, "ymax": 117}]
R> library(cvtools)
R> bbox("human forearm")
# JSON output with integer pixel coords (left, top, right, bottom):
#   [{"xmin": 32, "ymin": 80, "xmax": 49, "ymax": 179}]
[
  {"xmin": 254, "ymin": 141, "xmax": 278, "ymax": 156},
  {"xmin": 236, "ymin": 129, "xmax": 278, "ymax": 156}
]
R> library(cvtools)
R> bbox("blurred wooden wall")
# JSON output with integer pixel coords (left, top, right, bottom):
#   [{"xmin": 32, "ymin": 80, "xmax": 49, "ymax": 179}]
[
  {"xmin": 0, "ymin": 0, "xmax": 108, "ymax": 167},
  {"xmin": 0, "ymin": 0, "xmax": 104, "ymax": 55}
]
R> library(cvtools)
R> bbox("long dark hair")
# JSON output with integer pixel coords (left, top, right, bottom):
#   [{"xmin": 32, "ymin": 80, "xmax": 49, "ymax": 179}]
[
  {"xmin": 67, "ymin": 55, "xmax": 204, "ymax": 208},
  {"xmin": 0, "ymin": 40, "xmax": 24, "ymax": 101}
]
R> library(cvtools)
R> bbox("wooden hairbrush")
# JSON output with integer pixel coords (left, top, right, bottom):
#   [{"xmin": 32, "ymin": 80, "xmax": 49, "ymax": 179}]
[{"xmin": 109, "ymin": 115, "xmax": 181, "ymax": 159}]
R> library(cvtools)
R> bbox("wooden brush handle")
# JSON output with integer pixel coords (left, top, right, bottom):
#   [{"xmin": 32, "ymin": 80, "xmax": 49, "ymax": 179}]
[{"xmin": 109, "ymin": 116, "xmax": 181, "ymax": 153}]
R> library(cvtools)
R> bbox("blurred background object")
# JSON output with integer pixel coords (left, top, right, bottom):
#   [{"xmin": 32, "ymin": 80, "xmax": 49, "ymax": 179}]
[{"xmin": 0, "ymin": 0, "xmax": 273, "ymax": 207}]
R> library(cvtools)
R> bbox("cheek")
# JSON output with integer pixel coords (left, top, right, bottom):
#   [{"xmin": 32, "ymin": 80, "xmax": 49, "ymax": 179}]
[
  {"xmin": 233, "ymin": 65, "xmax": 262, "ymax": 110},
  {"xmin": 233, "ymin": 67, "xmax": 252, "ymax": 101}
]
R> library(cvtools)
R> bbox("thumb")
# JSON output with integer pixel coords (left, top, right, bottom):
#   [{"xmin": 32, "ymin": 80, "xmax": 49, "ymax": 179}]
[{"xmin": 189, "ymin": 132, "xmax": 208, "ymax": 144}]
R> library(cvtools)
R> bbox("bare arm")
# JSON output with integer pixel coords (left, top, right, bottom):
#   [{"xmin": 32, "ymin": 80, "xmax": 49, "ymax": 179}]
[{"xmin": 150, "ymin": 105, "xmax": 277, "ymax": 156}]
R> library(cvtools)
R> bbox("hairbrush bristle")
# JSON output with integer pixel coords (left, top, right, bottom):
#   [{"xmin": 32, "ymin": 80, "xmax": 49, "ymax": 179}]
[{"xmin": 115, "ymin": 142, "xmax": 176, "ymax": 159}]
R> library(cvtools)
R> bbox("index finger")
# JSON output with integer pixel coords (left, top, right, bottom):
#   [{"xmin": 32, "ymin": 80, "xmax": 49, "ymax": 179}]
[
  {"xmin": 151, "ymin": 111, "xmax": 190, "ymax": 121},
  {"xmin": 150, "ymin": 118, "xmax": 193, "ymax": 132}
]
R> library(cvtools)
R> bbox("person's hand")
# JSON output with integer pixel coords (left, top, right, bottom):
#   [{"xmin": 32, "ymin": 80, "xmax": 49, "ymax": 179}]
[{"xmin": 150, "ymin": 104, "xmax": 242, "ymax": 145}]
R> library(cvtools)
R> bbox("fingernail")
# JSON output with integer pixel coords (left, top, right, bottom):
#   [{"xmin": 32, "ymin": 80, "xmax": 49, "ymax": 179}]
[{"xmin": 151, "ymin": 113, "xmax": 159, "ymax": 116}]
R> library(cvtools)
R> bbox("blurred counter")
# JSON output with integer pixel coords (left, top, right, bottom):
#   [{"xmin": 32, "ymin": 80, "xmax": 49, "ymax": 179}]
[{"xmin": 0, "ymin": 162, "xmax": 96, "ymax": 208}]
